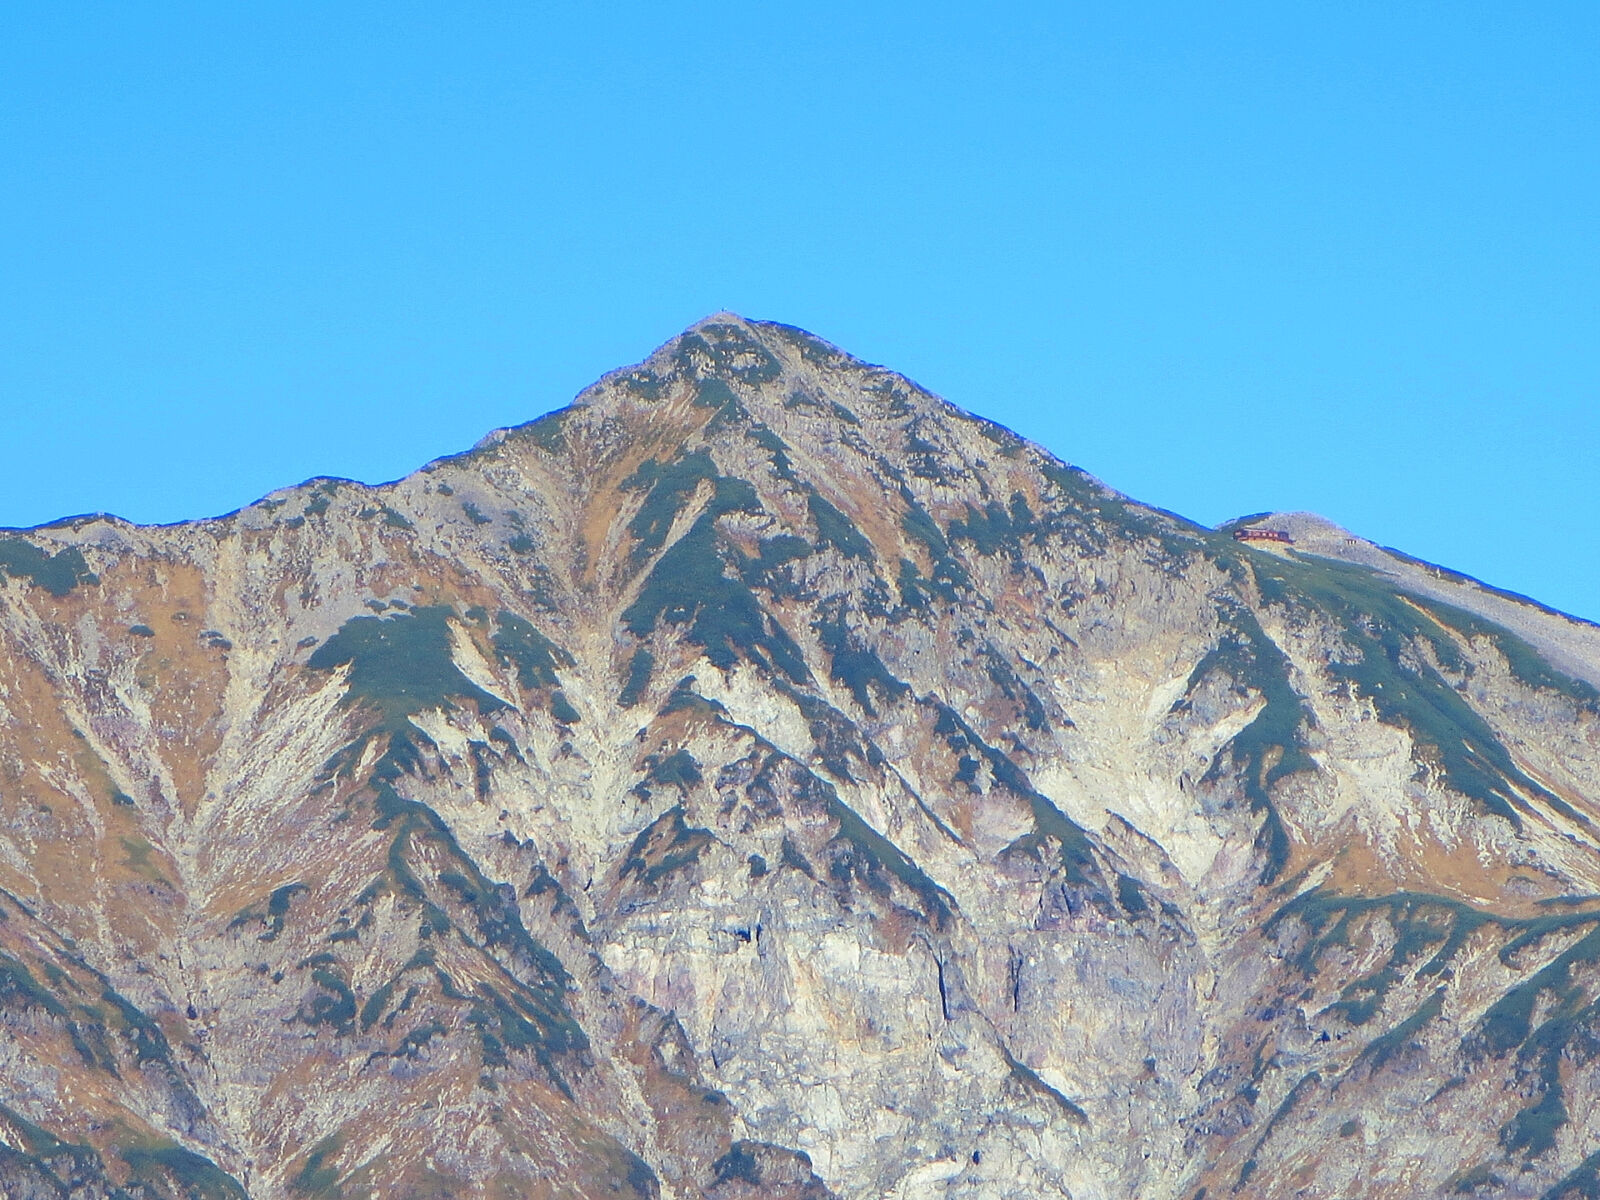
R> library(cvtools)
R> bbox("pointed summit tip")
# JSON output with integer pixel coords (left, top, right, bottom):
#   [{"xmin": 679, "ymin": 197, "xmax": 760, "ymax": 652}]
[
  {"xmin": 642, "ymin": 310, "xmax": 773, "ymax": 362},
  {"xmin": 678, "ymin": 311, "xmax": 838, "ymax": 353},
  {"xmin": 629, "ymin": 311, "xmax": 850, "ymax": 378},
  {"xmin": 689, "ymin": 310, "xmax": 752, "ymax": 328}
]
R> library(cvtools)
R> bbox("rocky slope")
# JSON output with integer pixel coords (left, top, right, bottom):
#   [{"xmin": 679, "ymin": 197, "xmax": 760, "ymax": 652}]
[{"xmin": 1, "ymin": 315, "xmax": 1598, "ymax": 1200}]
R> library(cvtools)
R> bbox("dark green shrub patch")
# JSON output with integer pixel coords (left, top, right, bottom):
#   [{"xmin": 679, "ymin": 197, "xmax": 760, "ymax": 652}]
[
  {"xmin": 807, "ymin": 491, "xmax": 873, "ymax": 560},
  {"xmin": 623, "ymin": 513, "xmax": 808, "ymax": 682},
  {"xmin": 759, "ymin": 320, "xmax": 846, "ymax": 368},
  {"xmin": 0, "ymin": 538, "xmax": 97, "ymax": 596},
  {"xmin": 950, "ymin": 492, "xmax": 1037, "ymax": 557},
  {"xmin": 816, "ymin": 610, "xmax": 907, "ymax": 717},
  {"xmin": 900, "ymin": 502, "xmax": 948, "ymax": 558},
  {"xmin": 1414, "ymin": 597, "xmax": 1599, "ymax": 710},
  {"xmin": 121, "ymin": 1142, "xmax": 248, "ymax": 1200},
  {"xmin": 296, "ymin": 967, "xmax": 357, "ymax": 1035},
  {"xmin": 935, "ymin": 703, "xmax": 1100, "ymax": 889},
  {"xmin": 673, "ymin": 324, "xmax": 782, "ymax": 386},
  {"xmin": 980, "ymin": 645, "xmax": 1050, "ymax": 731},
  {"xmin": 289, "ymin": 1133, "xmax": 345, "ymax": 1198},
  {"xmin": 739, "ymin": 535, "xmax": 813, "ymax": 596},
  {"xmin": 646, "ymin": 749, "xmax": 702, "ymax": 791},
  {"xmin": 1181, "ymin": 603, "xmax": 1314, "ymax": 884},
  {"xmin": 1250, "ymin": 554, "xmax": 1577, "ymax": 828},
  {"xmin": 491, "ymin": 611, "xmax": 572, "ymax": 691},
  {"xmin": 825, "ymin": 794, "xmax": 951, "ymax": 929},
  {"xmin": 623, "ymin": 451, "xmax": 756, "ymax": 562},
  {"xmin": 620, "ymin": 805, "xmax": 714, "ymax": 888},
  {"xmin": 619, "ymin": 648, "xmax": 655, "ymax": 707},
  {"xmin": 308, "ymin": 607, "xmax": 502, "ymax": 727},
  {"xmin": 521, "ymin": 405, "xmax": 573, "ymax": 454},
  {"xmin": 745, "ymin": 424, "xmax": 798, "ymax": 481}
]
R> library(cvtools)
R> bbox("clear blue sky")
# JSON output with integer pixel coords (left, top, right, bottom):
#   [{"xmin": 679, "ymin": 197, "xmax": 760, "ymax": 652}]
[{"xmin": 3, "ymin": 4, "xmax": 1596, "ymax": 619}]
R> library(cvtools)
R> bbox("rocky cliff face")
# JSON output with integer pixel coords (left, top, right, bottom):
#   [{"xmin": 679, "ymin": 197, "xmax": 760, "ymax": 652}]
[{"xmin": 2, "ymin": 315, "xmax": 1599, "ymax": 1200}]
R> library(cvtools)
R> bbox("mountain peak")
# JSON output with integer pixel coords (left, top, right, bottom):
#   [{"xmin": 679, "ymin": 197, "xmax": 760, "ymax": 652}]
[
  {"xmin": 687, "ymin": 308, "xmax": 757, "ymax": 329},
  {"xmin": 2, "ymin": 320, "xmax": 1599, "ymax": 1200},
  {"xmin": 471, "ymin": 315, "xmax": 973, "ymax": 490}
]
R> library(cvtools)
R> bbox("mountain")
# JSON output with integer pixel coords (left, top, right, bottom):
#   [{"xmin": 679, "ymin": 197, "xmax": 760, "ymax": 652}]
[{"xmin": 2, "ymin": 315, "xmax": 1598, "ymax": 1200}]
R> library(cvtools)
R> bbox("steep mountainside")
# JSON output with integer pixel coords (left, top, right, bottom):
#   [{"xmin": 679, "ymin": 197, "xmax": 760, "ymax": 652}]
[{"xmin": 2, "ymin": 315, "xmax": 1598, "ymax": 1200}]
